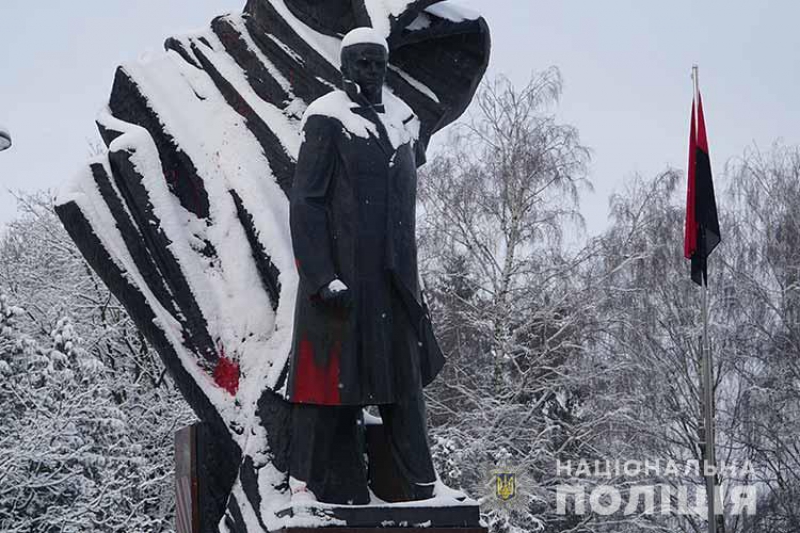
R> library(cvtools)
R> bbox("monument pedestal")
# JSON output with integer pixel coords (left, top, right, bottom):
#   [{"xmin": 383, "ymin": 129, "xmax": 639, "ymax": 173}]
[
  {"xmin": 175, "ymin": 423, "xmax": 238, "ymax": 533},
  {"xmin": 277, "ymin": 500, "xmax": 485, "ymax": 532},
  {"xmin": 279, "ymin": 527, "xmax": 489, "ymax": 533}
]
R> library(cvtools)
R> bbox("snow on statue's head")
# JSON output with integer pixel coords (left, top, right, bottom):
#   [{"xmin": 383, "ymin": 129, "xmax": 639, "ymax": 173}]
[
  {"xmin": 340, "ymin": 27, "xmax": 388, "ymax": 56},
  {"xmin": 340, "ymin": 27, "xmax": 389, "ymax": 104}
]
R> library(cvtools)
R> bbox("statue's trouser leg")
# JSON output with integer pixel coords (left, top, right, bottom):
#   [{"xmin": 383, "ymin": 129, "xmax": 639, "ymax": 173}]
[
  {"xmin": 378, "ymin": 392, "xmax": 437, "ymax": 500},
  {"xmin": 290, "ymin": 403, "xmax": 370, "ymax": 504}
]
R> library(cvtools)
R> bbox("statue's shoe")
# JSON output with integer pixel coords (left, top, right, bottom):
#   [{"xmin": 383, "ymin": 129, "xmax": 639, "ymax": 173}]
[
  {"xmin": 434, "ymin": 479, "xmax": 469, "ymax": 502},
  {"xmin": 289, "ymin": 477, "xmax": 318, "ymax": 505},
  {"xmin": 291, "ymin": 490, "xmax": 318, "ymax": 505},
  {"xmin": 405, "ymin": 479, "xmax": 468, "ymax": 502},
  {"xmin": 406, "ymin": 481, "xmax": 436, "ymax": 501}
]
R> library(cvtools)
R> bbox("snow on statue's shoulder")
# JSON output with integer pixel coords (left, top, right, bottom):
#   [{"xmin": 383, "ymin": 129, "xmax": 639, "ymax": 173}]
[
  {"xmin": 382, "ymin": 88, "xmax": 419, "ymax": 148},
  {"xmin": 301, "ymin": 90, "xmax": 375, "ymax": 140},
  {"xmin": 301, "ymin": 89, "xmax": 419, "ymax": 150}
]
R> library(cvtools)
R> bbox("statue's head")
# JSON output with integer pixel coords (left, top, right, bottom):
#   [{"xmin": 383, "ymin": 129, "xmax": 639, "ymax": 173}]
[{"xmin": 340, "ymin": 27, "xmax": 388, "ymax": 105}]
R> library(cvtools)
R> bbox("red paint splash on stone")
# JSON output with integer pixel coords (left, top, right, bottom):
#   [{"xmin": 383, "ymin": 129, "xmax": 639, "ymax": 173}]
[{"xmin": 213, "ymin": 346, "xmax": 240, "ymax": 396}]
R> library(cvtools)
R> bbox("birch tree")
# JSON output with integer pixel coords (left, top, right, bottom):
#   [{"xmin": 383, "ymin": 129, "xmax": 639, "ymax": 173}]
[{"xmin": 419, "ymin": 70, "xmax": 604, "ymax": 533}]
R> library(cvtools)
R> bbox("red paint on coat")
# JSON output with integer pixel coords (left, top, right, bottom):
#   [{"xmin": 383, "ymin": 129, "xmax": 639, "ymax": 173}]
[{"xmin": 293, "ymin": 338, "xmax": 342, "ymax": 405}]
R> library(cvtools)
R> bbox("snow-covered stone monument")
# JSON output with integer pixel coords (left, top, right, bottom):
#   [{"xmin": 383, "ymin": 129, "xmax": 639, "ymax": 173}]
[{"xmin": 56, "ymin": 1, "xmax": 490, "ymax": 531}]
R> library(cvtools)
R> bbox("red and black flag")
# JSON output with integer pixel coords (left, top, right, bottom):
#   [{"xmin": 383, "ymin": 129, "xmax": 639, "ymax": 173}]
[{"xmin": 684, "ymin": 92, "xmax": 721, "ymax": 286}]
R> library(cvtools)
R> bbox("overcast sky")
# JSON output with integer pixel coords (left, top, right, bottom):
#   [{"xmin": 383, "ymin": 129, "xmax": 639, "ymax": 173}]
[{"xmin": 1, "ymin": 1, "xmax": 798, "ymax": 235}]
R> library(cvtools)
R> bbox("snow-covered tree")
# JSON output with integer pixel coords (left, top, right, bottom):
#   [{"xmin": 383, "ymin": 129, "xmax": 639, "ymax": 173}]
[
  {"xmin": 0, "ymin": 195, "xmax": 194, "ymax": 532},
  {"xmin": 722, "ymin": 145, "xmax": 800, "ymax": 531},
  {"xmin": 419, "ymin": 71, "xmax": 607, "ymax": 533}
]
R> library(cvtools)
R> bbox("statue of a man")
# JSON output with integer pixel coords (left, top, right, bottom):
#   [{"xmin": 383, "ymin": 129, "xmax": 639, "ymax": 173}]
[{"xmin": 287, "ymin": 27, "xmax": 445, "ymax": 505}]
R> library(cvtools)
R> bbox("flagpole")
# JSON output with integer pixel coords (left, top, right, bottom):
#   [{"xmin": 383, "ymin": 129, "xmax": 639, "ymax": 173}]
[{"xmin": 693, "ymin": 65, "xmax": 719, "ymax": 533}]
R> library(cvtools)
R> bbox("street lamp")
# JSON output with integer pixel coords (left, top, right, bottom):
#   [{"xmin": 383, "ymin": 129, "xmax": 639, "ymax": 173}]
[{"xmin": 0, "ymin": 126, "xmax": 10, "ymax": 152}]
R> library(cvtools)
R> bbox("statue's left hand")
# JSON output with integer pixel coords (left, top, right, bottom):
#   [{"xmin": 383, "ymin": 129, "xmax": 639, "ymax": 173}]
[{"xmin": 318, "ymin": 279, "xmax": 353, "ymax": 310}]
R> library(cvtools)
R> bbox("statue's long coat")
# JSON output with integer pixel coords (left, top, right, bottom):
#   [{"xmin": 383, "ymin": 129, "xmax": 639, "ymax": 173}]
[{"xmin": 288, "ymin": 90, "xmax": 444, "ymax": 406}]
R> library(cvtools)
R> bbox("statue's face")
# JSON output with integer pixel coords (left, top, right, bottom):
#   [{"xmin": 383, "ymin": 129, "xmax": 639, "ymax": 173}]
[{"xmin": 342, "ymin": 43, "xmax": 388, "ymax": 96}]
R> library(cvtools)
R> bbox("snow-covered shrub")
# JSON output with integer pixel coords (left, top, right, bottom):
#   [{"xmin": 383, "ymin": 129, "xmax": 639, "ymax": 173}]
[{"xmin": 0, "ymin": 195, "xmax": 194, "ymax": 532}]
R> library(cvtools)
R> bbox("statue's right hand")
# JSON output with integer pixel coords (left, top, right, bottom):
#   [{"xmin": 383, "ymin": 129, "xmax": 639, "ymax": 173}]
[{"xmin": 318, "ymin": 279, "xmax": 353, "ymax": 310}]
